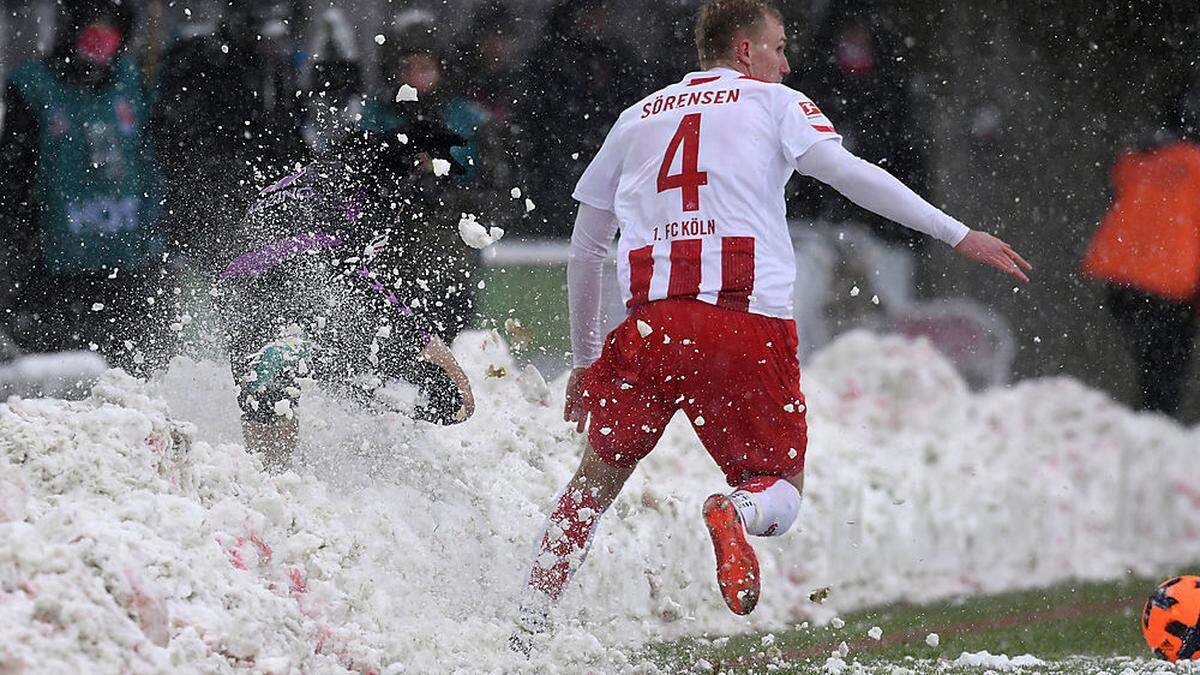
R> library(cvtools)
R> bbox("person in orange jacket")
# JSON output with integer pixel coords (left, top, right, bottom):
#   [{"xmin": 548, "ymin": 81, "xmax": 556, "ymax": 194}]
[{"xmin": 1082, "ymin": 131, "xmax": 1200, "ymax": 415}]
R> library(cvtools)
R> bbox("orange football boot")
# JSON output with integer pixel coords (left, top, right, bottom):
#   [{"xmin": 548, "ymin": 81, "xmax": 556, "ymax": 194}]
[{"xmin": 703, "ymin": 494, "xmax": 760, "ymax": 615}]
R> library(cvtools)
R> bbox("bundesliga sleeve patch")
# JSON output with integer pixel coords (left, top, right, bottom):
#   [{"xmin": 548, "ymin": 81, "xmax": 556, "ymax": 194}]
[{"xmin": 799, "ymin": 101, "xmax": 836, "ymax": 134}]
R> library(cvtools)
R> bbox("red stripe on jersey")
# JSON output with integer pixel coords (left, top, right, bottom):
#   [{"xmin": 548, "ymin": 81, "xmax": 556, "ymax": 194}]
[
  {"xmin": 717, "ymin": 236, "xmax": 755, "ymax": 312},
  {"xmin": 812, "ymin": 124, "xmax": 836, "ymax": 133},
  {"xmin": 627, "ymin": 245, "xmax": 654, "ymax": 309},
  {"xmin": 667, "ymin": 239, "xmax": 703, "ymax": 299},
  {"xmin": 687, "ymin": 75, "xmax": 722, "ymax": 86}
]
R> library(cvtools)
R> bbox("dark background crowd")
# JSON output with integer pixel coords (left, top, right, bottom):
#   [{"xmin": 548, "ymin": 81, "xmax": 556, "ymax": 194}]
[{"xmin": 1, "ymin": 0, "xmax": 1199, "ymax": 421}]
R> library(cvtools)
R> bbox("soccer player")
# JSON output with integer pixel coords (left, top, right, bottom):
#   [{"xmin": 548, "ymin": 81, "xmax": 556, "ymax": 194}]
[
  {"xmin": 513, "ymin": 0, "xmax": 1031, "ymax": 647},
  {"xmin": 215, "ymin": 108, "xmax": 476, "ymax": 473}
]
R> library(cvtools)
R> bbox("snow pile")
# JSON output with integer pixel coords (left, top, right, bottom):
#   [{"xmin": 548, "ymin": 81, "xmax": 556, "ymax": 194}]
[{"xmin": 2, "ymin": 329, "xmax": 1199, "ymax": 672}]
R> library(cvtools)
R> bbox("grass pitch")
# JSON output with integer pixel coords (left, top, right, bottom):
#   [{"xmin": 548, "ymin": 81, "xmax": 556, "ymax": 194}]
[{"xmin": 650, "ymin": 572, "xmax": 1200, "ymax": 673}]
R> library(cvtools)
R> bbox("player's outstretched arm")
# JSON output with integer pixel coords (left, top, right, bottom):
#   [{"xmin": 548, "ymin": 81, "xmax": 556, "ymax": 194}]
[
  {"xmin": 953, "ymin": 230, "xmax": 1032, "ymax": 283},
  {"xmin": 795, "ymin": 139, "xmax": 1033, "ymax": 283}
]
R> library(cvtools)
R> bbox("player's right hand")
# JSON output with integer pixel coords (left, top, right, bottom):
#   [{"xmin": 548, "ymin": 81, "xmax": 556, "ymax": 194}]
[
  {"xmin": 564, "ymin": 367, "xmax": 589, "ymax": 434},
  {"xmin": 954, "ymin": 230, "xmax": 1032, "ymax": 283}
]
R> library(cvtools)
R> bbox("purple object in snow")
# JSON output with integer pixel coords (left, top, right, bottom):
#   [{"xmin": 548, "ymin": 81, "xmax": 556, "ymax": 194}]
[{"xmin": 220, "ymin": 232, "xmax": 343, "ymax": 280}]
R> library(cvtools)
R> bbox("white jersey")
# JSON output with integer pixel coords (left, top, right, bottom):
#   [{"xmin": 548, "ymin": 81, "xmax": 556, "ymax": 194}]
[{"xmin": 573, "ymin": 66, "xmax": 841, "ymax": 319}]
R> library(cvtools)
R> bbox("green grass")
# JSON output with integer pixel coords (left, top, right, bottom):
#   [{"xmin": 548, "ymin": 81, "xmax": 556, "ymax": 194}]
[
  {"xmin": 647, "ymin": 573, "xmax": 1193, "ymax": 673},
  {"xmin": 475, "ymin": 264, "xmax": 570, "ymax": 360}
]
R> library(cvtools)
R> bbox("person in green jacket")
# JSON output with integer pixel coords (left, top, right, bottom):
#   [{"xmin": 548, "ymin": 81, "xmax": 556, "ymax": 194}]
[{"xmin": 0, "ymin": 0, "xmax": 169, "ymax": 377}]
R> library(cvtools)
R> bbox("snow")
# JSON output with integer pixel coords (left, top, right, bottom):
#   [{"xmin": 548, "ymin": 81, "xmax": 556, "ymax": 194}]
[
  {"xmin": 926, "ymin": 632, "xmax": 940, "ymax": 647},
  {"xmin": 636, "ymin": 320, "xmax": 653, "ymax": 337},
  {"xmin": 430, "ymin": 158, "xmax": 451, "ymax": 177},
  {"xmin": 954, "ymin": 651, "xmax": 1044, "ymax": 670},
  {"xmin": 394, "ymin": 84, "xmax": 418, "ymax": 103},
  {"xmin": 457, "ymin": 213, "xmax": 504, "ymax": 249},
  {"xmin": 867, "ymin": 625, "xmax": 882, "ymax": 640},
  {"xmin": 1, "ymin": 330, "xmax": 1198, "ymax": 672}
]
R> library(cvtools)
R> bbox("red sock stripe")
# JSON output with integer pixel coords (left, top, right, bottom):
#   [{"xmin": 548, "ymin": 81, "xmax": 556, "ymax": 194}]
[
  {"xmin": 717, "ymin": 236, "xmax": 755, "ymax": 312},
  {"xmin": 528, "ymin": 490, "xmax": 604, "ymax": 601},
  {"xmin": 627, "ymin": 245, "xmax": 654, "ymax": 309},
  {"xmin": 667, "ymin": 239, "xmax": 702, "ymax": 299}
]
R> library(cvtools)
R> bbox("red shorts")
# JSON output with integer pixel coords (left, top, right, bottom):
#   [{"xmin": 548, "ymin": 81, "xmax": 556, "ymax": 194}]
[{"xmin": 582, "ymin": 299, "xmax": 808, "ymax": 486}]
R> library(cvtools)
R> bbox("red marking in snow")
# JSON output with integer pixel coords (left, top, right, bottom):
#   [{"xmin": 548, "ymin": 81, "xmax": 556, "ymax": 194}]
[
  {"xmin": 1175, "ymin": 482, "xmax": 1200, "ymax": 508},
  {"xmin": 216, "ymin": 530, "xmax": 379, "ymax": 673},
  {"xmin": 248, "ymin": 532, "xmax": 272, "ymax": 565},
  {"xmin": 223, "ymin": 540, "xmax": 247, "ymax": 570},
  {"xmin": 289, "ymin": 567, "xmax": 307, "ymax": 596}
]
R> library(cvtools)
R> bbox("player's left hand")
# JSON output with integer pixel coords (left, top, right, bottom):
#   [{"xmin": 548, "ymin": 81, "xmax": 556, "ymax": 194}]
[
  {"xmin": 564, "ymin": 367, "xmax": 589, "ymax": 434},
  {"xmin": 954, "ymin": 230, "xmax": 1032, "ymax": 283}
]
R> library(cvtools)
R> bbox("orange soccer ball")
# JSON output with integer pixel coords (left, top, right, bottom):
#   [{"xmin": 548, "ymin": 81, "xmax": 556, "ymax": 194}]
[{"xmin": 1143, "ymin": 576, "xmax": 1200, "ymax": 662}]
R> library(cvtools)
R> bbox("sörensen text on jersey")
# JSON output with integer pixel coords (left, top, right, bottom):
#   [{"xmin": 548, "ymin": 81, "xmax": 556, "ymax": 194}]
[{"xmin": 640, "ymin": 89, "xmax": 742, "ymax": 119}]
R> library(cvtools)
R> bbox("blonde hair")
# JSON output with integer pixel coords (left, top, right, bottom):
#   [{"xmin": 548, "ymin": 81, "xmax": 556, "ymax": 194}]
[{"xmin": 694, "ymin": 0, "xmax": 782, "ymax": 69}]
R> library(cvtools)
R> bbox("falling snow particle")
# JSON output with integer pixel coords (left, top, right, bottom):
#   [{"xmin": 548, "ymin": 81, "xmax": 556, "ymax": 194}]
[
  {"xmin": 525, "ymin": 198, "xmax": 536, "ymax": 212},
  {"xmin": 91, "ymin": 303, "xmax": 105, "ymax": 312},
  {"xmin": 694, "ymin": 416, "xmax": 705, "ymax": 426},
  {"xmin": 374, "ymin": 34, "xmax": 386, "ymax": 45},
  {"xmin": 637, "ymin": 320, "xmax": 653, "ymax": 338},
  {"xmin": 831, "ymin": 617, "xmax": 845, "ymax": 629},
  {"xmin": 599, "ymin": 427, "xmax": 612, "ymax": 436},
  {"xmin": 761, "ymin": 634, "xmax": 776, "ymax": 647},
  {"xmin": 431, "ymin": 158, "xmax": 452, "ymax": 177},
  {"xmin": 395, "ymin": 84, "xmax": 419, "ymax": 102},
  {"xmin": 458, "ymin": 213, "xmax": 504, "ymax": 249},
  {"xmin": 871, "ymin": 295, "xmax": 880, "ymax": 305},
  {"xmin": 850, "ymin": 286, "xmax": 860, "ymax": 297},
  {"xmin": 867, "ymin": 626, "xmax": 882, "ymax": 640},
  {"xmin": 925, "ymin": 633, "xmax": 940, "ymax": 647},
  {"xmin": 510, "ymin": 187, "xmax": 522, "ymax": 199}
]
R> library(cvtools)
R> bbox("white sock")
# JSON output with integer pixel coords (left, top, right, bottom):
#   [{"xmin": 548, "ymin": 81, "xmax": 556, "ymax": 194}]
[{"xmin": 729, "ymin": 476, "xmax": 801, "ymax": 537}]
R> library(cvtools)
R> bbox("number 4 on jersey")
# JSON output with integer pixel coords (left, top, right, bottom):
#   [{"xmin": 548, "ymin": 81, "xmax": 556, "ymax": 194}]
[{"xmin": 657, "ymin": 113, "xmax": 708, "ymax": 212}]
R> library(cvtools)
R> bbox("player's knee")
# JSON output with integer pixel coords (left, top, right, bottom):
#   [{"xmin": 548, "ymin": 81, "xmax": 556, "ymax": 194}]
[{"xmin": 731, "ymin": 476, "xmax": 802, "ymax": 537}]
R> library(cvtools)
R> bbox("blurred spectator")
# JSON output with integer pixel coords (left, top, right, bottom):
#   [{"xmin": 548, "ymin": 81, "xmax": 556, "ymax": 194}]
[
  {"xmin": 1082, "ymin": 131, "xmax": 1200, "ymax": 416},
  {"xmin": 516, "ymin": 0, "xmax": 646, "ymax": 237},
  {"xmin": 151, "ymin": 0, "xmax": 305, "ymax": 271},
  {"xmin": 359, "ymin": 25, "xmax": 485, "ymax": 340},
  {"xmin": 451, "ymin": 3, "xmax": 521, "ymax": 123},
  {"xmin": 794, "ymin": 4, "xmax": 932, "ymax": 289},
  {"xmin": 0, "ymin": 0, "xmax": 169, "ymax": 376},
  {"xmin": 448, "ymin": 3, "xmax": 524, "ymax": 226},
  {"xmin": 302, "ymin": 8, "xmax": 365, "ymax": 154}
]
